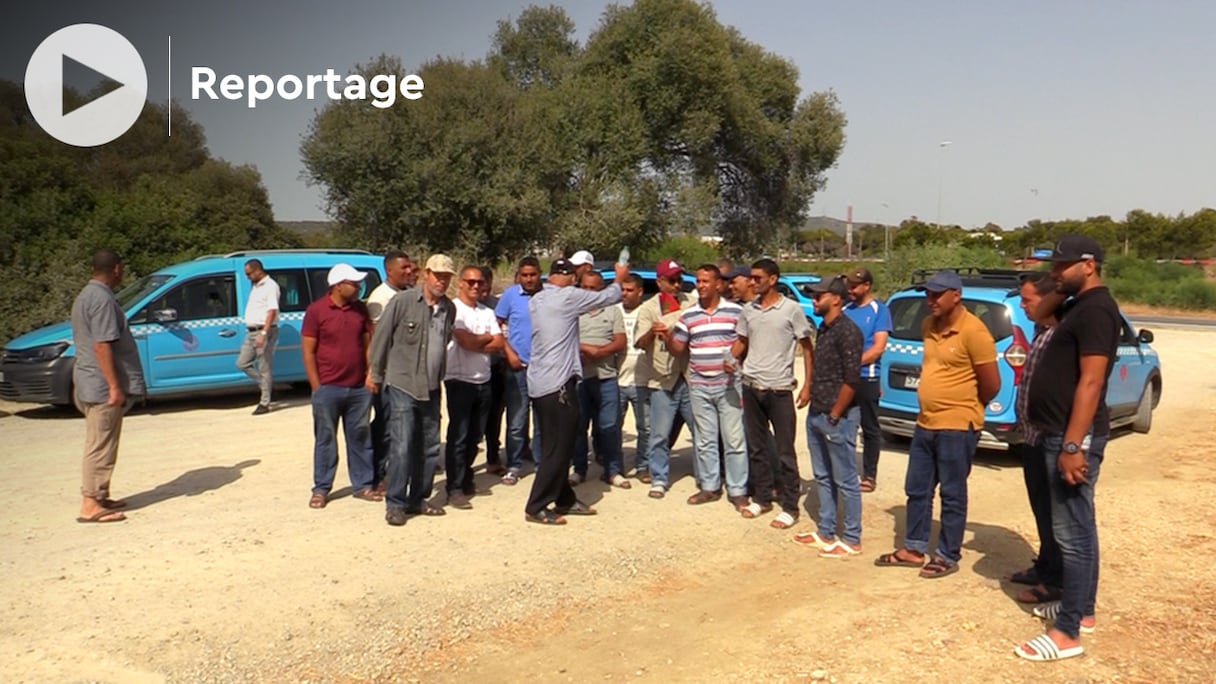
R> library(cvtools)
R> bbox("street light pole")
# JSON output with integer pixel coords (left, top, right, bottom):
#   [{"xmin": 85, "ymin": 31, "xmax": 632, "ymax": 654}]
[
  {"xmin": 882, "ymin": 201, "xmax": 891, "ymax": 261},
  {"xmin": 936, "ymin": 141, "xmax": 952, "ymax": 231}
]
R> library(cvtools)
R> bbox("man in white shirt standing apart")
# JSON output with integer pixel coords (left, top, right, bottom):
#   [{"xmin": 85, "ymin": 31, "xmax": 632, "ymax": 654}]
[{"xmin": 237, "ymin": 258, "xmax": 281, "ymax": 415}]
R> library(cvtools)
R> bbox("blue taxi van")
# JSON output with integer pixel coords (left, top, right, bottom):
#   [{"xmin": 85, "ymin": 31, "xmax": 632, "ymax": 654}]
[
  {"xmin": 0, "ymin": 249, "xmax": 385, "ymax": 408},
  {"xmin": 877, "ymin": 268, "xmax": 1162, "ymax": 450}
]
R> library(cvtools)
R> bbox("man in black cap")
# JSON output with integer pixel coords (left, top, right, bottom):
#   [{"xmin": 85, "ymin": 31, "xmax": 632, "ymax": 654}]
[
  {"xmin": 792, "ymin": 275, "xmax": 865, "ymax": 557},
  {"xmin": 523, "ymin": 257, "xmax": 630, "ymax": 524},
  {"xmin": 1014, "ymin": 234, "xmax": 1119, "ymax": 662},
  {"xmin": 843, "ymin": 267, "xmax": 892, "ymax": 493},
  {"xmin": 875, "ymin": 270, "xmax": 999, "ymax": 578}
]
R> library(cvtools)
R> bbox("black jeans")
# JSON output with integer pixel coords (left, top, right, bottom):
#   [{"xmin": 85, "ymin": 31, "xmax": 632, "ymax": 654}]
[
  {"xmin": 444, "ymin": 379, "xmax": 492, "ymax": 494},
  {"xmin": 855, "ymin": 378, "xmax": 882, "ymax": 481},
  {"xmin": 742, "ymin": 386, "xmax": 800, "ymax": 515},
  {"xmin": 485, "ymin": 362, "xmax": 507, "ymax": 465},
  {"xmin": 525, "ymin": 378, "xmax": 581, "ymax": 516},
  {"xmin": 1018, "ymin": 441, "xmax": 1061, "ymax": 588}
]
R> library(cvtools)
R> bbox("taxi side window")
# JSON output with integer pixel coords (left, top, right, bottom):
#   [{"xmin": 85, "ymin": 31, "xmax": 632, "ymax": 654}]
[{"xmin": 135, "ymin": 276, "xmax": 236, "ymax": 322}]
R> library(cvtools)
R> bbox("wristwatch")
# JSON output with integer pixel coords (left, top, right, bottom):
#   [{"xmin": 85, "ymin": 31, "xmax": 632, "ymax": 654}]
[{"xmin": 1063, "ymin": 441, "xmax": 1081, "ymax": 454}]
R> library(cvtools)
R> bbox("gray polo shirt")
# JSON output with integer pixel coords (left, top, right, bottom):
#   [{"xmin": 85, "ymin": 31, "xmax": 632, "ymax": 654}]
[
  {"xmin": 527, "ymin": 283, "xmax": 623, "ymax": 398},
  {"xmin": 71, "ymin": 279, "xmax": 145, "ymax": 403},
  {"xmin": 737, "ymin": 295, "xmax": 812, "ymax": 391},
  {"xmin": 579, "ymin": 305, "xmax": 625, "ymax": 380}
]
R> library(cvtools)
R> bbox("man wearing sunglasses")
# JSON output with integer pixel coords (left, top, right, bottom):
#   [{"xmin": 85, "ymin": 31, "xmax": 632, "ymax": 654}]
[{"xmin": 442, "ymin": 267, "xmax": 505, "ymax": 510}]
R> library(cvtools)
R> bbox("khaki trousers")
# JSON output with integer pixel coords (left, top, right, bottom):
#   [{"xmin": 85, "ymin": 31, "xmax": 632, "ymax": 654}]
[{"xmin": 81, "ymin": 401, "xmax": 125, "ymax": 499}]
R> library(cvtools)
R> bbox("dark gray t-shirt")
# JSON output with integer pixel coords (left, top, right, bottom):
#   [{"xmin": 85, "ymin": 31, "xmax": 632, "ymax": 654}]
[{"xmin": 71, "ymin": 279, "xmax": 145, "ymax": 403}]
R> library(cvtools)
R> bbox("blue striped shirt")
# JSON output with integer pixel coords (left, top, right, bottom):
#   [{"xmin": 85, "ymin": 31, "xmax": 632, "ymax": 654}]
[{"xmin": 672, "ymin": 299, "xmax": 743, "ymax": 387}]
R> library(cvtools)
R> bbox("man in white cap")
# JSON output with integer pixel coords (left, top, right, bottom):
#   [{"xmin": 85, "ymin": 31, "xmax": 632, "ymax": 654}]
[
  {"xmin": 369, "ymin": 254, "xmax": 457, "ymax": 525},
  {"xmin": 570, "ymin": 250, "xmax": 595, "ymax": 281},
  {"xmin": 302, "ymin": 263, "xmax": 378, "ymax": 509}
]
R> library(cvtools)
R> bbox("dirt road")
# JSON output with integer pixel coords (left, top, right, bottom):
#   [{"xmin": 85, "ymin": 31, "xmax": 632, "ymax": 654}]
[{"xmin": 1, "ymin": 328, "xmax": 1213, "ymax": 683}]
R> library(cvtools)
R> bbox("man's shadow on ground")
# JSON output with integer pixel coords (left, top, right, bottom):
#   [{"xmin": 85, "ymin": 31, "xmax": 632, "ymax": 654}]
[{"xmin": 122, "ymin": 459, "xmax": 260, "ymax": 511}]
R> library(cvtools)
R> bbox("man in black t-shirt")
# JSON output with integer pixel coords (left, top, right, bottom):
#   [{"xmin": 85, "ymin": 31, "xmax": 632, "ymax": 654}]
[{"xmin": 1016, "ymin": 234, "xmax": 1120, "ymax": 663}]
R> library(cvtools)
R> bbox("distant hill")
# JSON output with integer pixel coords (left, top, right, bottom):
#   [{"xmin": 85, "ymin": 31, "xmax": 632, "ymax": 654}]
[{"xmin": 801, "ymin": 214, "xmax": 890, "ymax": 236}]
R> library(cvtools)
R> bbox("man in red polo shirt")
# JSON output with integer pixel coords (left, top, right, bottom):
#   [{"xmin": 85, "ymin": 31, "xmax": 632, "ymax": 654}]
[{"xmin": 302, "ymin": 263, "xmax": 378, "ymax": 509}]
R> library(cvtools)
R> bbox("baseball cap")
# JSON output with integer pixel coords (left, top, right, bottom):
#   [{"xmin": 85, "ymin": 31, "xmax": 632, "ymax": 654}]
[
  {"xmin": 916, "ymin": 270, "xmax": 964, "ymax": 293},
  {"xmin": 549, "ymin": 258, "xmax": 576, "ymax": 275},
  {"xmin": 656, "ymin": 258, "xmax": 683, "ymax": 279},
  {"xmin": 726, "ymin": 266, "xmax": 751, "ymax": 280},
  {"xmin": 327, "ymin": 263, "xmax": 368, "ymax": 287},
  {"xmin": 809, "ymin": 275, "xmax": 849, "ymax": 296},
  {"xmin": 1050, "ymin": 234, "xmax": 1104, "ymax": 263},
  {"xmin": 425, "ymin": 254, "xmax": 456, "ymax": 274},
  {"xmin": 845, "ymin": 267, "xmax": 873, "ymax": 285},
  {"xmin": 569, "ymin": 250, "xmax": 594, "ymax": 266}
]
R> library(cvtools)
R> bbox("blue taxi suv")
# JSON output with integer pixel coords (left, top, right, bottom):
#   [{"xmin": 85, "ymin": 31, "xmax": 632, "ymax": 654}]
[
  {"xmin": 878, "ymin": 268, "xmax": 1162, "ymax": 450},
  {"xmin": 0, "ymin": 249, "xmax": 386, "ymax": 409}
]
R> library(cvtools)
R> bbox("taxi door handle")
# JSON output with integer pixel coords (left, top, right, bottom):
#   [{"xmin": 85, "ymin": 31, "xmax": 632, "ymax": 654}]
[{"xmin": 218, "ymin": 329, "xmax": 237, "ymax": 338}]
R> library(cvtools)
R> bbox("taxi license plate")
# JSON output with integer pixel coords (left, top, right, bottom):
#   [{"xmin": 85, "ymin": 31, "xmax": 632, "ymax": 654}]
[{"xmin": 902, "ymin": 374, "xmax": 919, "ymax": 389}]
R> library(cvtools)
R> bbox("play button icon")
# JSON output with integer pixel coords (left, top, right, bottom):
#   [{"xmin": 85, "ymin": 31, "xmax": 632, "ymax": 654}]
[{"xmin": 25, "ymin": 24, "xmax": 148, "ymax": 147}]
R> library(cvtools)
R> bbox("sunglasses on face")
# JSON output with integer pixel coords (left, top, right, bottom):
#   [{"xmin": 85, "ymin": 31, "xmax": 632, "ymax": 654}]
[{"xmin": 463, "ymin": 279, "xmax": 486, "ymax": 286}]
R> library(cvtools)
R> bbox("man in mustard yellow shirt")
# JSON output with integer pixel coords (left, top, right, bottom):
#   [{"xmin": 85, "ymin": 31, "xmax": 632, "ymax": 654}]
[{"xmin": 875, "ymin": 271, "xmax": 1000, "ymax": 578}]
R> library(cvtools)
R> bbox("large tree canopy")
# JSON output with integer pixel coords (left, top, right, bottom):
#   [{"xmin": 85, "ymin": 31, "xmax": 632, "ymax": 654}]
[
  {"xmin": 0, "ymin": 81, "xmax": 297, "ymax": 343},
  {"xmin": 301, "ymin": 0, "xmax": 847, "ymax": 263}
]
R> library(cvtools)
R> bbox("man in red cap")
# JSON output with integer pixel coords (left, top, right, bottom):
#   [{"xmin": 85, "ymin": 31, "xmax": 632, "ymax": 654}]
[{"xmin": 633, "ymin": 258, "xmax": 695, "ymax": 498}]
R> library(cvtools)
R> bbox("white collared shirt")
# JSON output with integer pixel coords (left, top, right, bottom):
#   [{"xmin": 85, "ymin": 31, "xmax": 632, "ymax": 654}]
[{"xmin": 244, "ymin": 275, "xmax": 281, "ymax": 325}]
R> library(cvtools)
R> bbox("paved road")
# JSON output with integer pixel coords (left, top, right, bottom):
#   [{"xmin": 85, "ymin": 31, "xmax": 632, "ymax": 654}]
[{"xmin": 1129, "ymin": 315, "xmax": 1216, "ymax": 329}]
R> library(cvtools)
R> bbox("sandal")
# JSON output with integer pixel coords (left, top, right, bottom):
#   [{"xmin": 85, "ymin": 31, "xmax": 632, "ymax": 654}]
[
  {"xmin": 555, "ymin": 501, "xmax": 596, "ymax": 516},
  {"xmin": 352, "ymin": 488, "xmax": 383, "ymax": 502},
  {"xmin": 309, "ymin": 492, "xmax": 327, "ymax": 509},
  {"xmin": 874, "ymin": 550, "xmax": 925, "ymax": 568},
  {"xmin": 525, "ymin": 509, "xmax": 567, "ymax": 525},
  {"xmin": 1016, "ymin": 584, "xmax": 1063, "ymax": 604},
  {"xmin": 770, "ymin": 511, "xmax": 798, "ymax": 529},
  {"xmin": 740, "ymin": 502, "xmax": 773, "ymax": 519},
  {"xmin": 648, "ymin": 485, "xmax": 666, "ymax": 499},
  {"xmin": 686, "ymin": 490, "xmax": 722, "ymax": 505},
  {"xmin": 1015, "ymin": 634, "xmax": 1084, "ymax": 662},
  {"xmin": 1033, "ymin": 601, "xmax": 1096, "ymax": 634},
  {"xmin": 919, "ymin": 556, "xmax": 959, "ymax": 579},
  {"xmin": 793, "ymin": 531, "xmax": 833, "ymax": 548},
  {"xmin": 485, "ymin": 463, "xmax": 508, "ymax": 476},
  {"xmin": 638, "ymin": 472, "xmax": 653, "ymax": 484},
  {"xmin": 859, "ymin": 477, "xmax": 876, "ymax": 493},
  {"xmin": 610, "ymin": 474, "xmax": 632, "ymax": 489},
  {"xmin": 501, "ymin": 471, "xmax": 520, "ymax": 486},
  {"xmin": 819, "ymin": 540, "xmax": 861, "ymax": 558},
  {"xmin": 99, "ymin": 498, "xmax": 128, "ymax": 509}
]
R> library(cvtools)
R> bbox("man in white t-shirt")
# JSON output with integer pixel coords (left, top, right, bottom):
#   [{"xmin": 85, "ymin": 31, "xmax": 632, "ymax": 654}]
[
  {"xmin": 366, "ymin": 250, "xmax": 415, "ymax": 493},
  {"xmin": 616, "ymin": 273, "xmax": 652, "ymax": 479},
  {"xmin": 236, "ymin": 258, "xmax": 281, "ymax": 414},
  {"xmin": 443, "ymin": 265, "xmax": 505, "ymax": 510}
]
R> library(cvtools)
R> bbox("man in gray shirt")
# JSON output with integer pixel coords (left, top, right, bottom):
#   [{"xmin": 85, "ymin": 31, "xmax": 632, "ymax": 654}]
[
  {"xmin": 524, "ymin": 258, "xmax": 629, "ymax": 525},
  {"xmin": 71, "ymin": 249, "xmax": 145, "ymax": 523},
  {"xmin": 368, "ymin": 254, "xmax": 457, "ymax": 526},
  {"xmin": 733, "ymin": 258, "xmax": 814, "ymax": 530},
  {"xmin": 572, "ymin": 271, "xmax": 627, "ymax": 487}
]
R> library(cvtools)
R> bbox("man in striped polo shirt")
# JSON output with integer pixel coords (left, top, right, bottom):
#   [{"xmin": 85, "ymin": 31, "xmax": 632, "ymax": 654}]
[{"xmin": 668, "ymin": 265, "xmax": 748, "ymax": 508}]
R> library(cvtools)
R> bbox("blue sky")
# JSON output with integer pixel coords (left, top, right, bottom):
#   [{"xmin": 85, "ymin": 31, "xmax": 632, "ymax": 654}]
[{"xmin": 3, "ymin": 1, "xmax": 1213, "ymax": 230}]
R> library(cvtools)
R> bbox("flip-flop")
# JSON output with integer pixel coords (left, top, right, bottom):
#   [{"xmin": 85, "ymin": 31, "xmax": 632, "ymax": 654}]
[
  {"xmin": 555, "ymin": 501, "xmax": 596, "ymax": 516},
  {"xmin": 792, "ymin": 531, "xmax": 833, "ymax": 548},
  {"xmin": 525, "ymin": 509, "xmax": 567, "ymax": 525},
  {"xmin": 100, "ymin": 498, "xmax": 128, "ymax": 509},
  {"xmin": 76, "ymin": 509, "xmax": 126, "ymax": 524},
  {"xmin": 770, "ymin": 511, "xmax": 798, "ymax": 529},
  {"xmin": 1033, "ymin": 601, "xmax": 1096, "ymax": 634},
  {"xmin": 874, "ymin": 551, "xmax": 925, "ymax": 568},
  {"xmin": 1009, "ymin": 564, "xmax": 1044, "ymax": 586},
  {"xmin": 1014, "ymin": 633, "xmax": 1084, "ymax": 662},
  {"xmin": 919, "ymin": 557, "xmax": 960, "ymax": 579}
]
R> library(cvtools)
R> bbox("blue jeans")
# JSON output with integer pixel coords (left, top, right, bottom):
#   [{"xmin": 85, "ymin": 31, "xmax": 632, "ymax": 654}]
[
  {"xmin": 574, "ymin": 378, "xmax": 624, "ymax": 478},
  {"xmin": 386, "ymin": 386, "xmax": 441, "ymax": 512},
  {"xmin": 807, "ymin": 408, "xmax": 862, "ymax": 545},
  {"xmin": 444, "ymin": 379, "xmax": 492, "ymax": 494},
  {"xmin": 311, "ymin": 384, "xmax": 375, "ymax": 494},
  {"xmin": 1041, "ymin": 431, "xmax": 1106, "ymax": 639},
  {"xmin": 1019, "ymin": 441, "xmax": 1061, "ymax": 587},
  {"xmin": 618, "ymin": 384, "xmax": 651, "ymax": 474},
  {"xmin": 689, "ymin": 382, "xmax": 747, "ymax": 496},
  {"xmin": 504, "ymin": 367, "xmax": 542, "ymax": 471},
  {"xmin": 904, "ymin": 426, "xmax": 979, "ymax": 564},
  {"xmin": 646, "ymin": 378, "xmax": 695, "ymax": 488}
]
